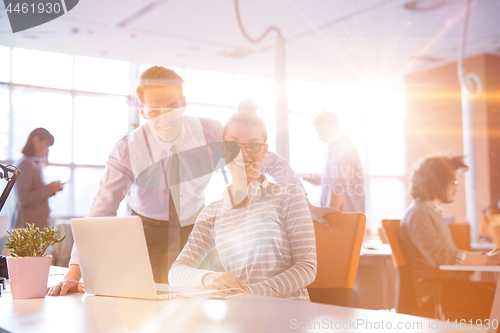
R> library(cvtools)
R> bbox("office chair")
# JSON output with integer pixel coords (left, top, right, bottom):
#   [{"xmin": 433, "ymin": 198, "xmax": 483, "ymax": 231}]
[
  {"xmin": 378, "ymin": 227, "xmax": 389, "ymax": 244},
  {"xmin": 382, "ymin": 219, "xmax": 445, "ymax": 320},
  {"xmin": 447, "ymin": 223, "xmax": 471, "ymax": 251},
  {"xmin": 308, "ymin": 213, "xmax": 366, "ymax": 307},
  {"xmin": 481, "ymin": 214, "xmax": 500, "ymax": 239},
  {"xmin": 489, "ymin": 222, "xmax": 500, "ymax": 248}
]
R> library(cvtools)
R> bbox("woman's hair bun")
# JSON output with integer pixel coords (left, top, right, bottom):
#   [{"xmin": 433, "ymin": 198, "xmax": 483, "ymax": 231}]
[
  {"xmin": 237, "ymin": 98, "xmax": 258, "ymax": 113},
  {"xmin": 225, "ymin": 98, "xmax": 267, "ymax": 142}
]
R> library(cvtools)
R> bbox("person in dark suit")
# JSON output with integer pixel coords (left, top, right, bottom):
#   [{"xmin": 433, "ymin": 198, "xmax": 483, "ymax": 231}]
[{"xmin": 9, "ymin": 128, "xmax": 63, "ymax": 230}]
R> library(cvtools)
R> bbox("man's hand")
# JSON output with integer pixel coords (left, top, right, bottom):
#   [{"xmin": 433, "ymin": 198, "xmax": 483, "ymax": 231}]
[
  {"xmin": 300, "ymin": 174, "xmax": 321, "ymax": 186},
  {"xmin": 309, "ymin": 205, "xmax": 342, "ymax": 227},
  {"xmin": 202, "ymin": 272, "xmax": 245, "ymax": 291},
  {"xmin": 47, "ymin": 264, "xmax": 83, "ymax": 296},
  {"xmin": 305, "ymin": 196, "xmax": 342, "ymax": 228},
  {"xmin": 46, "ymin": 279, "xmax": 85, "ymax": 296}
]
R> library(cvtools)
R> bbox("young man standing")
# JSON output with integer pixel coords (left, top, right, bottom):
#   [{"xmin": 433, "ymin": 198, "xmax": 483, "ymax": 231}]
[
  {"xmin": 304, "ymin": 111, "xmax": 365, "ymax": 213},
  {"xmin": 48, "ymin": 66, "xmax": 336, "ymax": 295}
]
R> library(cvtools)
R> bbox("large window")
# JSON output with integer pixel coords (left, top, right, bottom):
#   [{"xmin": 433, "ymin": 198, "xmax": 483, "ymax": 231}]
[
  {"xmin": 1, "ymin": 48, "xmax": 131, "ymax": 219},
  {"xmin": 184, "ymin": 69, "xmax": 233, "ymax": 106},
  {"xmin": 11, "ymin": 88, "xmax": 72, "ymax": 164},
  {"xmin": 73, "ymin": 95, "xmax": 129, "ymax": 165},
  {"xmin": 12, "ymin": 48, "xmax": 73, "ymax": 89},
  {"xmin": 289, "ymin": 83, "xmax": 407, "ymax": 231},
  {"xmin": 1, "ymin": 49, "xmax": 408, "ymax": 232},
  {"xmin": 0, "ymin": 46, "xmax": 10, "ymax": 83},
  {"xmin": 74, "ymin": 56, "xmax": 130, "ymax": 95},
  {"xmin": 288, "ymin": 80, "xmax": 324, "ymax": 112},
  {"xmin": 0, "ymin": 86, "xmax": 9, "ymax": 160},
  {"xmin": 180, "ymin": 70, "xmax": 407, "ymax": 228},
  {"xmin": 234, "ymin": 74, "xmax": 275, "ymax": 110}
]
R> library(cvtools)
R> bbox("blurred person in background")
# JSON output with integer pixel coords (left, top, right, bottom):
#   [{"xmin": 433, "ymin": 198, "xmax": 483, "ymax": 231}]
[
  {"xmin": 400, "ymin": 153, "xmax": 499, "ymax": 321},
  {"xmin": 9, "ymin": 128, "xmax": 63, "ymax": 230},
  {"xmin": 303, "ymin": 111, "xmax": 365, "ymax": 213}
]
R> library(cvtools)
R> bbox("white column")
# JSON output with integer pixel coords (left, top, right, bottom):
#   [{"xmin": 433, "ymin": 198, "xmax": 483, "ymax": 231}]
[
  {"xmin": 275, "ymin": 37, "xmax": 289, "ymax": 161},
  {"xmin": 460, "ymin": 73, "xmax": 482, "ymax": 242}
]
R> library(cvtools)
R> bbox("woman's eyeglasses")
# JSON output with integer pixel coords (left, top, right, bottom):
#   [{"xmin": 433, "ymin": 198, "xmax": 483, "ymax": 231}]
[{"xmin": 222, "ymin": 141, "xmax": 266, "ymax": 153}]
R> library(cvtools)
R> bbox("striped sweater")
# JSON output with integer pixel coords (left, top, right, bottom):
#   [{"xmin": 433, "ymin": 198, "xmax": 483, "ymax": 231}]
[{"xmin": 168, "ymin": 182, "xmax": 317, "ymax": 301}]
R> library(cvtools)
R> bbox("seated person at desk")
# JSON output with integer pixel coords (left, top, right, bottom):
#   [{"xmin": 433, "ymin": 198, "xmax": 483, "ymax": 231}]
[
  {"xmin": 399, "ymin": 153, "xmax": 499, "ymax": 320},
  {"xmin": 48, "ymin": 66, "xmax": 330, "ymax": 296},
  {"xmin": 168, "ymin": 110, "xmax": 317, "ymax": 301}
]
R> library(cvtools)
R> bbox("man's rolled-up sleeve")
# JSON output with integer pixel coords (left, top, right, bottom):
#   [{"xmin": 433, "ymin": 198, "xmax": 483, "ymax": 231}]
[{"xmin": 260, "ymin": 151, "xmax": 306, "ymax": 193}]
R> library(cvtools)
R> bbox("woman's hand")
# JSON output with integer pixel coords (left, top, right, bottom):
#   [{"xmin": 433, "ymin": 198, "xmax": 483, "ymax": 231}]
[
  {"xmin": 202, "ymin": 272, "xmax": 246, "ymax": 291},
  {"xmin": 300, "ymin": 174, "xmax": 321, "ymax": 186},
  {"xmin": 46, "ymin": 279, "xmax": 85, "ymax": 296},
  {"xmin": 486, "ymin": 250, "xmax": 500, "ymax": 265},
  {"xmin": 49, "ymin": 181, "xmax": 63, "ymax": 194},
  {"xmin": 487, "ymin": 248, "xmax": 500, "ymax": 256}
]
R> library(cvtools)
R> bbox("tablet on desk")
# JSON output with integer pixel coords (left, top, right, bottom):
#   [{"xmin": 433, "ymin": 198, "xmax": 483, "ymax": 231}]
[{"xmin": 206, "ymin": 290, "xmax": 245, "ymax": 300}]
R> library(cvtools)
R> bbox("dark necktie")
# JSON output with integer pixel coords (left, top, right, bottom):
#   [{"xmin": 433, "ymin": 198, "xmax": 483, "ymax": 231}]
[{"xmin": 167, "ymin": 145, "xmax": 181, "ymax": 270}]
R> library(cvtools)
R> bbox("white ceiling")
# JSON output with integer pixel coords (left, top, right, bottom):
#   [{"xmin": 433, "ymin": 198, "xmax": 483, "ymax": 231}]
[{"xmin": 1, "ymin": 0, "xmax": 499, "ymax": 87}]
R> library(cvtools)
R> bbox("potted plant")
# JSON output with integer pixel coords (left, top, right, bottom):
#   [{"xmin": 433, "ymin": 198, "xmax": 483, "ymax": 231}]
[{"xmin": 5, "ymin": 223, "xmax": 65, "ymax": 299}]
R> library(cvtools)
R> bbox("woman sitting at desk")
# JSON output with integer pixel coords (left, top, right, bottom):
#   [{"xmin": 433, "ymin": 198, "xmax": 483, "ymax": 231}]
[{"xmin": 168, "ymin": 109, "xmax": 317, "ymax": 300}]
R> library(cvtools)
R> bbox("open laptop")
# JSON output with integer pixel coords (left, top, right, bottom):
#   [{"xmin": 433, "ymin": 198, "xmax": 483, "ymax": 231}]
[{"xmin": 71, "ymin": 216, "xmax": 215, "ymax": 300}]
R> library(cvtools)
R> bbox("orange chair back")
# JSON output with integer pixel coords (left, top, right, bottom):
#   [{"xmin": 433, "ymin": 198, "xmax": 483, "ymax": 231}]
[
  {"xmin": 489, "ymin": 222, "xmax": 500, "ymax": 248},
  {"xmin": 378, "ymin": 227, "xmax": 389, "ymax": 244},
  {"xmin": 309, "ymin": 213, "xmax": 366, "ymax": 289},
  {"xmin": 447, "ymin": 223, "xmax": 471, "ymax": 251},
  {"xmin": 485, "ymin": 214, "xmax": 500, "ymax": 225},
  {"xmin": 381, "ymin": 219, "xmax": 405, "ymax": 268},
  {"xmin": 482, "ymin": 215, "xmax": 500, "ymax": 238}
]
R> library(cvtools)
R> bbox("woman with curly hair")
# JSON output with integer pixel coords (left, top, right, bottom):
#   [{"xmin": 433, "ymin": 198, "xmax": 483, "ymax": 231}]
[{"xmin": 399, "ymin": 152, "xmax": 499, "ymax": 320}]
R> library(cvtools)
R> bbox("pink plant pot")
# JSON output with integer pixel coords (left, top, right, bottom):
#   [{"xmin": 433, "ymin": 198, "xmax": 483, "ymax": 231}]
[{"xmin": 7, "ymin": 256, "xmax": 51, "ymax": 299}]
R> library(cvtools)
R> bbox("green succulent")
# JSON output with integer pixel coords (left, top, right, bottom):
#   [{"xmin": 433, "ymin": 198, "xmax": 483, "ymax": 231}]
[{"xmin": 5, "ymin": 223, "xmax": 66, "ymax": 257}]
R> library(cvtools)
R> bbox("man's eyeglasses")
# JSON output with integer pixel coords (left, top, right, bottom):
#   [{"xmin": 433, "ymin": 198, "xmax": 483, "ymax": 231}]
[
  {"xmin": 147, "ymin": 107, "xmax": 183, "ymax": 117},
  {"xmin": 222, "ymin": 141, "xmax": 266, "ymax": 153}
]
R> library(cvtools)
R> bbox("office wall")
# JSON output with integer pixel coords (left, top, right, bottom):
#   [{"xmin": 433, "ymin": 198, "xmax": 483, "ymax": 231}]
[
  {"xmin": 404, "ymin": 53, "xmax": 500, "ymax": 225},
  {"xmin": 484, "ymin": 55, "xmax": 500, "ymax": 214}
]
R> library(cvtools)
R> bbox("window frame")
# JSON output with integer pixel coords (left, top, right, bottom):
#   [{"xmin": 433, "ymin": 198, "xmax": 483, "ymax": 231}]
[{"xmin": 1, "ymin": 48, "xmax": 408, "ymax": 231}]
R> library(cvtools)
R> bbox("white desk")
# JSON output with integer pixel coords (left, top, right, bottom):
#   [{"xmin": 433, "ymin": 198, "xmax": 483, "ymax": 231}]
[
  {"xmin": 440, "ymin": 265, "xmax": 500, "ymax": 332},
  {"xmin": 355, "ymin": 244, "xmax": 395, "ymax": 310},
  {"xmin": 0, "ymin": 290, "xmax": 488, "ymax": 333},
  {"xmin": 0, "ymin": 266, "xmax": 489, "ymax": 333}
]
